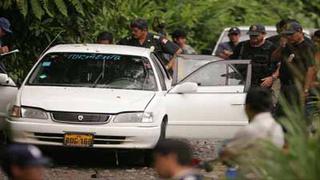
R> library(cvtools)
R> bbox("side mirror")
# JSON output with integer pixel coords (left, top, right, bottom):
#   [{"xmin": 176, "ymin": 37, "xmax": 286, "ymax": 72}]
[
  {"xmin": 171, "ymin": 82, "xmax": 198, "ymax": 94},
  {"xmin": 0, "ymin": 73, "xmax": 9, "ymax": 85},
  {"xmin": 0, "ymin": 73, "xmax": 16, "ymax": 86}
]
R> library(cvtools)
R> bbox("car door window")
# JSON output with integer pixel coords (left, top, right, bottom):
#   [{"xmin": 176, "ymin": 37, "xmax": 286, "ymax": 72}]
[
  {"xmin": 152, "ymin": 53, "xmax": 171, "ymax": 79},
  {"xmin": 181, "ymin": 62, "xmax": 246, "ymax": 86},
  {"xmin": 150, "ymin": 54, "xmax": 167, "ymax": 90}
]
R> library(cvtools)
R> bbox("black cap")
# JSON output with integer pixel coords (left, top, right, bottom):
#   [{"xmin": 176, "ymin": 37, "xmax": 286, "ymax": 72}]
[
  {"xmin": 97, "ymin": 31, "xmax": 113, "ymax": 43},
  {"xmin": 130, "ymin": 18, "xmax": 148, "ymax": 30},
  {"xmin": 281, "ymin": 21, "xmax": 303, "ymax": 35},
  {"xmin": 247, "ymin": 24, "xmax": 266, "ymax": 35},
  {"xmin": 0, "ymin": 17, "xmax": 12, "ymax": 34},
  {"xmin": 314, "ymin": 30, "xmax": 320, "ymax": 38},
  {"xmin": 1, "ymin": 144, "xmax": 50, "ymax": 173},
  {"xmin": 228, "ymin": 27, "xmax": 240, "ymax": 35},
  {"xmin": 171, "ymin": 29, "xmax": 187, "ymax": 39}
]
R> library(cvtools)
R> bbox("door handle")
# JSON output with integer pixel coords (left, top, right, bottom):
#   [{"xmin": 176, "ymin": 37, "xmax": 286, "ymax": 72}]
[{"xmin": 231, "ymin": 103, "xmax": 244, "ymax": 106}]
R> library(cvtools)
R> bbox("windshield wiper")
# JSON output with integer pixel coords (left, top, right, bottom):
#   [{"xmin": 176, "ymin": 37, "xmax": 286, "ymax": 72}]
[
  {"xmin": 92, "ymin": 72, "xmax": 103, "ymax": 88},
  {"xmin": 92, "ymin": 60, "xmax": 106, "ymax": 88}
]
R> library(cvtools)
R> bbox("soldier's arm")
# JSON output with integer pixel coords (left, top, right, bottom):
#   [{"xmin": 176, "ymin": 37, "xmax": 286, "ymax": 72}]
[
  {"xmin": 271, "ymin": 37, "xmax": 287, "ymax": 62},
  {"xmin": 229, "ymin": 43, "xmax": 242, "ymax": 59},
  {"xmin": 271, "ymin": 47, "xmax": 283, "ymax": 62},
  {"xmin": 158, "ymin": 36, "xmax": 181, "ymax": 70},
  {"xmin": 304, "ymin": 66, "xmax": 316, "ymax": 93},
  {"xmin": 304, "ymin": 47, "xmax": 317, "ymax": 95},
  {"xmin": 216, "ymin": 43, "xmax": 229, "ymax": 59},
  {"xmin": 166, "ymin": 48, "xmax": 182, "ymax": 70}
]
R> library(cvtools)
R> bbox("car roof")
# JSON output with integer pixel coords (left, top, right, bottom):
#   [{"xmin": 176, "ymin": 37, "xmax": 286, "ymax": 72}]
[
  {"xmin": 224, "ymin": 26, "xmax": 277, "ymax": 31},
  {"xmin": 223, "ymin": 26, "xmax": 311, "ymax": 34},
  {"xmin": 45, "ymin": 44, "xmax": 152, "ymax": 57}
]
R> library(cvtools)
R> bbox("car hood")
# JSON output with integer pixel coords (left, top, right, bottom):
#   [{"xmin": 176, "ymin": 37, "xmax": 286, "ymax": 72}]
[{"xmin": 20, "ymin": 86, "xmax": 156, "ymax": 113}]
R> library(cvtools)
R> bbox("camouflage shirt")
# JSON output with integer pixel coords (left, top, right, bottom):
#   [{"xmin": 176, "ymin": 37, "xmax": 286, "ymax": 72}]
[{"xmin": 181, "ymin": 44, "xmax": 196, "ymax": 55}]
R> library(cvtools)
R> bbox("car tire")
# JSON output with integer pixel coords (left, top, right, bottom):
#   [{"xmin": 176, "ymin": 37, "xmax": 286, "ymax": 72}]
[
  {"xmin": 143, "ymin": 118, "xmax": 167, "ymax": 166},
  {"xmin": 159, "ymin": 118, "xmax": 167, "ymax": 141},
  {"xmin": 0, "ymin": 130, "xmax": 11, "ymax": 149}
]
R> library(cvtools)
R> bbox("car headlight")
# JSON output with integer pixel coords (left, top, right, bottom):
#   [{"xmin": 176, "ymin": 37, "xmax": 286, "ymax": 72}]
[
  {"xmin": 113, "ymin": 112, "xmax": 153, "ymax": 123},
  {"xmin": 10, "ymin": 106, "xmax": 48, "ymax": 120}
]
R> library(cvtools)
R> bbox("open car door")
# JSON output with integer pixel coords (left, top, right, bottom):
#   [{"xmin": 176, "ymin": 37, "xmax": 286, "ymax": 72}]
[
  {"xmin": 0, "ymin": 73, "xmax": 18, "ymax": 124},
  {"xmin": 166, "ymin": 55, "xmax": 251, "ymax": 139}
]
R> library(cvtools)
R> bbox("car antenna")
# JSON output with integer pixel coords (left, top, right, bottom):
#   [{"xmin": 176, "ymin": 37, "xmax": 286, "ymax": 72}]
[
  {"xmin": 39, "ymin": 30, "xmax": 64, "ymax": 57},
  {"xmin": 0, "ymin": 49, "xmax": 20, "ymax": 57}
]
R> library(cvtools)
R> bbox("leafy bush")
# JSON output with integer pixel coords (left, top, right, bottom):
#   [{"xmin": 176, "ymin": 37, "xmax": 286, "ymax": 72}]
[
  {"xmin": 236, "ymin": 98, "xmax": 320, "ymax": 179},
  {"xmin": 0, "ymin": 0, "xmax": 319, "ymax": 83}
]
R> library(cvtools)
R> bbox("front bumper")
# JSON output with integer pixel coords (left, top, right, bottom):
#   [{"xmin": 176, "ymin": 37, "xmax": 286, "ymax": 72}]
[{"xmin": 6, "ymin": 119, "xmax": 161, "ymax": 149}]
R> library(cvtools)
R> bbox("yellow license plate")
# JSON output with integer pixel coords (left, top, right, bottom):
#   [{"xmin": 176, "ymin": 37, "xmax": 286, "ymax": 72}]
[{"xmin": 63, "ymin": 133, "xmax": 94, "ymax": 147}]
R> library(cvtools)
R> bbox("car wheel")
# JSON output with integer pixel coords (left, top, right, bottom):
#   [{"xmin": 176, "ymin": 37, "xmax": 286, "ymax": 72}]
[
  {"xmin": 143, "ymin": 118, "xmax": 167, "ymax": 166},
  {"xmin": 143, "ymin": 149, "xmax": 153, "ymax": 166},
  {"xmin": 0, "ymin": 130, "xmax": 11, "ymax": 147},
  {"xmin": 159, "ymin": 118, "xmax": 167, "ymax": 141}
]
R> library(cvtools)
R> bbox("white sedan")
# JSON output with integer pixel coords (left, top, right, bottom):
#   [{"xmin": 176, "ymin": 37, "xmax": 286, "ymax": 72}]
[{"xmin": 1, "ymin": 44, "xmax": 251, "ymax": 150}]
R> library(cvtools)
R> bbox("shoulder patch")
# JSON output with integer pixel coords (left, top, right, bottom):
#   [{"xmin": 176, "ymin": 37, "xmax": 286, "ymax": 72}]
[
  {"xmin": 161, "ymin": 38, "xmax": 168, "ymax": 44},
  {"xmin": 153, "ymin": 35, "xmax": 160, "ymax": 40}
]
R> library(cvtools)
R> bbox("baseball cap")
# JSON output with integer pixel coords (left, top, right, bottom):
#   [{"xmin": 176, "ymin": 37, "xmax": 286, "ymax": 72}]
[
  {"xmin": 228, "ymin": 27, "xmax": 240, "ymax": 35},
  {"xmin": 281, "ymin": 21, "xmax": 303, "ymax": 35},
  {"xmin": 247, "ymin": 24, "xmax": 266, "ymax": 35},
  {"xmin": 1, "ymin": 144, "xmax": 50, "ymax": 171},
  {"xmin": 0, "ymin": 17, "xmax": 12, "ymax": 34},
  {"xmin": 171, "ymin": 29, "xmax": 187, "ymax": 39},
  {"xmin": 314, "ymin": 30, "xmax": 320, "ymax": 38}
]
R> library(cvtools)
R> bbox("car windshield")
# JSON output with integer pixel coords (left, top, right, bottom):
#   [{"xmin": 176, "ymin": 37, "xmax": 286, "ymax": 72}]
[{"xmin": 28, "ymin": 53, "xmax": 157, "ymax": 91}]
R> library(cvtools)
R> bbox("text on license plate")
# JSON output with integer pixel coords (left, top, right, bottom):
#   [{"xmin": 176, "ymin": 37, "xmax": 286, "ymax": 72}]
[{"xmin": 64, "ymin": 133, "xmax": 94, "ymax": 147}]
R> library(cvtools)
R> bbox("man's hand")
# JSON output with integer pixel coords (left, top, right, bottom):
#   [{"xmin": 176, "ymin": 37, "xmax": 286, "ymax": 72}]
[
  {"xmin": 260, "ymin": 76, "xmax": 273, "ymax": 88},
  {"xmin": 279, "ymin": 37, "xmax": 287, "ymax": 48},
  {"xmin": 223, "ymin": 50, "xmax": 233, "ymax": 56},
  {"xmin": 0, "ymin": 46, "xmax": 9, "ymax": 54},
  {"xmin": 167, "ymin": 48, "xmax": 182, "ymax": 71}
]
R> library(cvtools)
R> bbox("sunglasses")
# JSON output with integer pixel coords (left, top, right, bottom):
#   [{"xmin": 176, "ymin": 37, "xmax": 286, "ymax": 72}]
[{"xmin": 285, "ymin": 33, "xmax": 295, "ymax": 37}]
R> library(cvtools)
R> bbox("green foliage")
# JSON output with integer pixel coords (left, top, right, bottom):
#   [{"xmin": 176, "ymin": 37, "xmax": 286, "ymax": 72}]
[
  {"xmin": 237, "ymin": 97, "xmax": 320, "ymax": 179},
  {"xmin": 30, "ymin": 0, "xmax": 45, "ymax": 20},
  {"xmin": 16, "ymin": 0, "xmax": 28, "ymax": 17},
  {"xmin": 0, "ymin": 0, "xmax": 319, "ymax": 83},
  {"xmin": 1, "ymin": 0, "xmax": 87, "ymax": 19},
  {"xmin": 0, "ymin": 1, "xmax": 320, "ymax": 176}
]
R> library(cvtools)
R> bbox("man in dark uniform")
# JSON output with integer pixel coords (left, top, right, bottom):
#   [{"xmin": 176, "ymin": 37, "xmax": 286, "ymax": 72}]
[
  {"xmin": 97, "ymin": 31, "xmax": 113, "ymax": 44},
  {"xmin": 231, "ymin": 24, "xmax": 277, "ymax": 88},
  {"xmin": 119, "ymin": 19, "xmax": 181, "ymax": 71},
  {"xmin": 272, "ymin": 21, "xmax": 316, "ymax": 108},
  {"xmin": 216, "ymin": 27, "xmax": 241, "ymax": 59},
  {"xmin": 0, "ymin": 17, "xmax": 13, "ymax": 74},
  {"xmin": 266, "ymin": 19, "xmax": 288, "ymax": 48},
  {"xmin": 267, "ymin": 19, "xmax": 313, "ymax": 49}
]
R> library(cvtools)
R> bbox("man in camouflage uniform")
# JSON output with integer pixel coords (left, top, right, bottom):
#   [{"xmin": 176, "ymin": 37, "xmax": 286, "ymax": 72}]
[{"xmin": 171, "ymin": 29, "xmax": 196, "ymax": 55}]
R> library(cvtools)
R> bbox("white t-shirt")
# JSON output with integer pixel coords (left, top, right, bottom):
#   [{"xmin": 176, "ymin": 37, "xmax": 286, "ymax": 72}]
[{"xmin": 226, "ymin": 112, "xmax": 285, "ymax": 151}]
